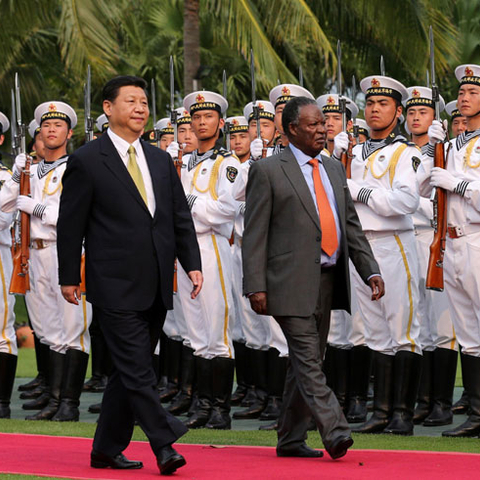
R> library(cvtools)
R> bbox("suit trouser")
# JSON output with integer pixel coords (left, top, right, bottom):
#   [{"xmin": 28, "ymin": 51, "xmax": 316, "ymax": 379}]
[
  {"xmin": 275, "ymin": 268, "xmax": 351, "ymax": 451},
  {"xmin": 92, "ymin": 298, "xmax": 187, "ymax": 458}
]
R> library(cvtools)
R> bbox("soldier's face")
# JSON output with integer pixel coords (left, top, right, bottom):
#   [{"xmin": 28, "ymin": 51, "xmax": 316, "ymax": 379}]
[
  {"xmin": 39, "ymin": 119, "xmax": 72, "ymax": 150},
  {"xmin": 289, "ymin": 104, "xmax": 326, "ymax": 157},
  {"xmin": 274, "ymin": 104, "xmax": 285, "ymax": 135},
  {"xmin": 0, "ymin": 134, "xmax": 3, "ymax": 146},
  {"xmin": 324, "ymin": 113, "xmax": 353, "ymax": 141},
  {"xmin": 33, "ymin": 136, "xmax": 46, "ymax": 161},
  {"xmin": 191, "ymin": 110, "xmax": 224, "ymax": 141},
  {"xmin": 230, "ymin": 132, "xmax": 251, "ymax": 160},
  {"xmin": 365, "ymin": 96, "xmax": 401, "ymax": 131},
  {"xmin": 458, "ymin": 85, "xmax": 480, "ymax": 117},
  {"xmin": 103, "ymin": 86, "xmax": 149, "ymax": 136},
  {"xmin": 406, "ymin": 106, "xmax": 434, "ymax": 136},
  {"xmin": 177, "ymin": 123, "xmax": 198, "ymax": 153},
  {"xmin": 159, "ymin": 134, "xmax": 174, "ymax": 151},
  {"xmin": 248, "ymin": 119, "xmax": 275, "ymax": 144},
  {"xmin": 452, "ymin": 116, "xmax": 467, "ymax": 137}
]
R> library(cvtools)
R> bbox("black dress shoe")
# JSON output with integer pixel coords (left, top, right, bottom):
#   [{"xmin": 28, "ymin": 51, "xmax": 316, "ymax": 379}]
[
  {"xmin": 326, "ymin": 435, "xmax": 353, "ymax": 460},
  {"xmin": 276, "ymin": 444, "xmax": 323, "ymax": 458},
  {"xmin": 90, "ymin": 450, "xmax": 143, "ymax": 469},
  {"xmin": 157, "ymin": 445, "xmax": 186, "ymax": 475}
]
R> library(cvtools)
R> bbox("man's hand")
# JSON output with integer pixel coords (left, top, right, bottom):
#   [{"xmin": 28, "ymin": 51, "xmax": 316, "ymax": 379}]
[
  {"xmin": 249, "ymin": 291, "xmax": 267, "ymax": 315},
  {"xmin": 17, "ymin": 195, "xmax": 38, "ymax": 215},
  {"xmin": 167, "ymin": 141, "xmax": 180, "ymax": 159},
  {"xmin": 430, "ymin": 167, "xmax": 459, "ymax": 192},
  {"xmin": 14, "ymin": 153, "xmax": 28, "ymax": 172},
  {"xmin": 61, "ymin": 285, "xmax": 81, "ymax": 305},
  {"xmin": 250, "ymin": 138, "xmax": 265, "ymax": 160},
  {"xmin": 188, "ymin": 270, "xmax": 203, "ymax": 299},
  {"xmin": 368, "ymin": 275, "xmax": 385, "ymax": 301},
  {"xmin": 428, "ymin": 120, "xmax": 446, "ymax": 145},
  {"xmin": 333, "ymin": 131, "xmax": 349, "ymax": 158}
]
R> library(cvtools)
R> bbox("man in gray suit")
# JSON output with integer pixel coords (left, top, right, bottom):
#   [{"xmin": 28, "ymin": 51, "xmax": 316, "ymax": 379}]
[{"xmin": 242, "ymin": 97, "xmax": 384, "ymax": 460}]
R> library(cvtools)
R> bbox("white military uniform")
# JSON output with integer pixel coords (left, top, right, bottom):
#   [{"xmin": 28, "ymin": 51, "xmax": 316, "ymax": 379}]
[
  {"xmin": 0, "ymin": 157, "xmax": 91, "ymax": 354},
  {"xmin": 348, "ymin": 128, "xmax": 422, "ymax": 355},
  {"xmin": 414, "ymin": 145, "xmax": 456, "ymax": 352},
  {"xmin": 177, "ymin": 146, "xmax": 240, "ymax": 359},
  {"xmin": 418, "ymin": 130, "xmax": 480, "ymax": 356},
  {"xmin": 0, "ymin": 166, "xmax": 17, "ymax": 356}
]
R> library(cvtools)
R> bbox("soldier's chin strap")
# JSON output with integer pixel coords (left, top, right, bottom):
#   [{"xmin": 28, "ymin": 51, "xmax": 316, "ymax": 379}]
[
  {"xmin": 466, "ymin": 108, "xmax": 480, "ymax": 119},
  {"xmin": 372, "ymin": 111, "xmax": 398, "ymax": 132}
]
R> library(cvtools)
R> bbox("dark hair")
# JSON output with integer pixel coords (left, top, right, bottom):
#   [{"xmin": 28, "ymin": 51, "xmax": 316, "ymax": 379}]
[
  {"xmin": 102, "ymin": 76, "xmax": 148, "ymax": 102},
  {"xmin": 282, "ymin": 97, "xmax": 318, "ymax": 137}
]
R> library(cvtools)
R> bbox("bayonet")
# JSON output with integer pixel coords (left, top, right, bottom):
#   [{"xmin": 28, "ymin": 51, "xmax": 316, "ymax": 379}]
[
  {"xmin": 14, "ymin": 73, "xmax": 26, "ymax": 154},
  {"xmin": 426, "ymin": 69, "xmax": 430, "ymax": 88},
  {"xmin": 337, "ymin": 40, "xmax": 347, "ymax": 132},
  {"xmin": 429, "ymin": 26, "xmax": 441, "ymax": 121},
  {"xmin": 84, "ymin": 65, "xmax": 94, "ymax": 143},
  {"xmin": 222, "ymin": 70, "xmax": 231, "ymax": 150},
  {"xmin": 10, "ymin": 90, "xmax": 18, "ymax": 155},
  {"xmin": 380, "ymin": 55, "xmax": 385, "ymax": 76},
  {"xmin": 299, "ymin": 66, "xmax": 304, "ymax": 88},
  {"xmin": 250, "ymin": 49, "xmax": 261, "ymax": 140},
  {"xmin": 151, "ymin": 78, "xmax": 160, "ymax": 148},
  {"xmin": 170, "ymin": 56, "xmax": 178, "ymax": 143},
  {"xmin": 352, "ymin": 75, "xmax": 359, "ymax": 142}
]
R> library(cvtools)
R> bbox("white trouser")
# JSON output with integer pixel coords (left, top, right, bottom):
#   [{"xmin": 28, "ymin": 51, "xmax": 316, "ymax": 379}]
[
  {"xmin": 352, "ymin": 230, "xmax": 421, "ymax": 355},
  {"xmin": 0, "ymin": 245, "xmax": 17, "ymax": 355},
  {"xmin": 163, "ymin": 291, "xmax": 189, "ymax": 345},
  {"xmin": 26, "ymin": 244, "xmax": 92, "ymax": 353},
  {"xmin": 178, "ymin": 233, "xmax": 234, "ymax": 359},
  {"xmin": 231, "ymin": 240, "xmax": 288, "ymax": 356},
  {"xmin": 328, "ymin": 264, "xmax": 365, "ymax": 349},
  {"xmin": 444, "ymin": 231, "xmax": 480, "ymax": 357},
  {"xmin": 415, "ymin": 228, "xmax": 457, "ymax": 351}
]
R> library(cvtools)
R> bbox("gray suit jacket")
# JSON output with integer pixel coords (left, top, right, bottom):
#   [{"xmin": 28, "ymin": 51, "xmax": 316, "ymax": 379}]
[{"xmin": 242, "ymin": 145, "xmax": 380, "ymax": 317}]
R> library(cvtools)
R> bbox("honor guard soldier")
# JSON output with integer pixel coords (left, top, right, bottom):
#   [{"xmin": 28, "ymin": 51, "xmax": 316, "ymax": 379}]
[
  {"xmin": 95, "ymin": 114, "xmax": 109, "ymax": 134},
  {"xmin": 316, "ymin": 93, "xmax": 372, "ymax": 423},
  {"xmin": 0, "ymin": 101, "xmax": 92, "ymax": 422},
  {"xmin": 335, "ymin": 75, "xmax": 423, "ymax": 435},
  {"xmin": 27, "ymin": 120, "xmax": 44, "ymax": 162},
  {"xmin": 0, "ymin": 112, "xmax": 18, "ymax": 419},
  {"xmin": 161, "ymin": 108, "xmax": 198, "ymax": 416},
  {"xmin": 445, "ymin": 100, "xmax": 468, "ymax": 138},
  {"xmin": 418, "ymin": 64, "xmax": 480, "ymax": 437},
  {"xmin": 155, "ymin": 118, "xmax": 175, "ymax": 151},
  {"xmin": 244, "ymin": 100, "xmax": 276, "ymax": 160},
  {"xmin": 352, "ymin": 119, "xmax": 370, "ymax": 144},
  {"xmin": 228, "ymin": 116, "xmax": 251, "ymax": 163},
  {"xmin": 177, "ymin": 91, "xmax": 240, "ymax": 429},
  {"xmin": 403, "ymin": 87, "xmax": 457, "ymax": 427}
]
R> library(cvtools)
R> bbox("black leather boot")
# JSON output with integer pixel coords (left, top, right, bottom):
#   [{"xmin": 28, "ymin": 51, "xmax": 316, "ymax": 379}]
[
  {"xmin": 0, "ymin": 353, "xmax": 18, "ymax": 418},
  {"xmin": 352, "ymin": 352, "xmax": 394, "ymax": 434},
  {"xmin": 184, "ymin": 357, "xmax": 212, "ymax": 428},
  {"xmin": 413, "ymin": 350, "xmax": 433, "ymax": 424},
  {"xmin": 442, "ymin": 354, "xmax": 480, "ymax": 437},
  {"xmin": 346, "ymin": 345, "xmax": 372, "ymax": 423},
  {"xmin": 206, "ymin": 357, "xmax": 234, "ymax": 430},
  {"xmin": 159, "ymin": 338, "xmax": 182, "ymax": 403},
  {"xmin": 18, "ymin": 334, "xmax": 45, "ymax": 392},
  {"xmin": 233, "ymin": 349, "xmax": 268, "ymax": 419},
  {"xmin": 22, "ymin": 342, "xmax": 51, "ymax": 410},
  {"xmin": 26, "ymin": 351, "xmax": 65, "ymax": 420},
  {"xmin": 52, "ymin": 349, "xmax": 89, "ymax": 421},
  {"xmin": 231, "ymin": 341, "xmax": 248, "ymax": 405},
  {"xmin": 328, "ymin": 346, "xmax": 350, "ymax": 411},
  {"xmin": 423, "ymin": 348, "xmax": 457, "ymax": 426},
  {"xmin": 240, "ymin": 346, "xmax": 256, "ymax": 407},
  {"xmin": 384, "ymin": 351, "xmax": 422, "ymax": 436},
  {"xmin": 259, "ymin": 348, "xmax": 286, "ymax": 421},
  {"xmin": 168, "ymin": 345, "xmax": 195, "ymax": 416},
  {"xmin": 452, "ymin": 350, "xmax": 470, "ymax": 415}
]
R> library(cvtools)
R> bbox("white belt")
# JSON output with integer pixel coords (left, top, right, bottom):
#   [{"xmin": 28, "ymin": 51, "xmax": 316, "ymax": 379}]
[
  {"xmin": 363, "ymin": 230, "xmax": 411, "ymax": 241},
  {"xmin": 447, "ymin": 224, "xmax": 480, "ymax": 239},
  {"xmin": 30, "ymin": 239, "xmax": 56, "ymax": 250}
]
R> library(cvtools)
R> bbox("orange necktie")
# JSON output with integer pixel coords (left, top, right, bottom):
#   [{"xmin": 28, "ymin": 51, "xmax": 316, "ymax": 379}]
[{"xmin": 308, "ymin": 159, "xmax": 338, "ymax": 257}]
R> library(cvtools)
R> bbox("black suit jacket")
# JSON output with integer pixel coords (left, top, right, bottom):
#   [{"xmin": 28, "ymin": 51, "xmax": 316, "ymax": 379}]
[
  {"xmin": 242, "ymin": 146, "xmax": 380, "ymax": 317},
  {"xmin": 57, "ymin": 133, "xmax": 201, "ymax": 311}
]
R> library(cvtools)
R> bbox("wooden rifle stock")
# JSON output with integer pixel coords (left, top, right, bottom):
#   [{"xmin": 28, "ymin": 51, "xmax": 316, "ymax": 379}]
[
  {"xmin": 173, "ymin": 146, "xmax": 184, "ymax": 294},
  {"xmin": 10, "ymin": 159, "xmax": 32, "ymax": 294},
  {"xmin": 80, "ymin": 254, "xmax": 86, "ymax": 294},
  {"xmin": 426, "ymin": 142, "xmax": 447, "ymax": 291},
  {"xmin": 340, "ymin": 133, "xmax": 354, "ymax": 179},
  {"xmin": 261, "ymin": 139, "xmax": 268, "ymax": 159}
]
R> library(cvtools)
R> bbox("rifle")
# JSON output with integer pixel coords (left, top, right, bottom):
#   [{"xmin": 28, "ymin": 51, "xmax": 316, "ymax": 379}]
[
  {"xmin": 84, "ymin": 65, "xmax": 94, "ymax": 143},
  {"xmin": 380, "ymin": 55, "xmax": 386, "ymax": 76},
  {"xmin": 337, "ymin": 41, "xmax": 353, "ymax": 177},
  {"xmin": 222, "ymin": 70, "xmax": 231, "ymax": 151},
  {"xmin": 299, "ymin": 66, "xmax": 304, "ymax": 88},
  {"xmin": 250, "ymin": 49, "xmax": 267, "ymax": 158},
  {"xmin": 10, "ymin": 74, "xmax": 31, "ymax": 295},
  {"xmin": 151, "ymin": 78, "xmax": 161, "ymax": 148},
  {"xmin": 426, "ymin": 25, "xmax": 447, "ymax": 292}
]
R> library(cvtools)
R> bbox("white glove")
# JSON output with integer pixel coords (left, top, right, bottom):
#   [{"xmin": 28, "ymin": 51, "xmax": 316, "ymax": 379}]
[
  {"xmin": 17, "ymin": 195, "xmax": 37, "ymax": 215},
  {"xmin": 430, "ymin": 167, "xmax": 459, "ymax": 192},
  {"xmin": 333, "ymin": 131, "xmax": 349, "ymax": 158},
  {"xmin": 347, "ymin": 179, "xmax": 361, "ymax": 201},
  {"xmin": 428, "ymin": 120, "xmax": 446, "ymax": 145},
  {"xmin": 14, "ymin": 153, "xmax": 28, "ymax": 172},
  {"xmin": 166, "ymin": 141, "xmax": 179, "ymax": 159},
  {"xmin": 250, "ymin": 138, "xmax": 264, "ymax": 160}
]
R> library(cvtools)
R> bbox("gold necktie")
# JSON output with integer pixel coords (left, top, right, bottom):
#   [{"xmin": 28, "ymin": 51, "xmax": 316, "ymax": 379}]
[{"xmin": 127, "ymin": 145, "xmax": 148, "ymax": 205}]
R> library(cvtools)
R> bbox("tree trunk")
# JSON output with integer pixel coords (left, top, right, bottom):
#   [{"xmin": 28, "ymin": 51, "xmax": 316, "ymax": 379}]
[{"xmin": 183, "ymin": 0, "xmax": 200, "ymax": 95}]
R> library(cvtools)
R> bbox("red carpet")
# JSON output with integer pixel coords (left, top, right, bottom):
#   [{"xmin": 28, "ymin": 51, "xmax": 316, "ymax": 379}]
[{"xmin": 0, "ymin": 433, "xmax": 478, "ymax": 479}]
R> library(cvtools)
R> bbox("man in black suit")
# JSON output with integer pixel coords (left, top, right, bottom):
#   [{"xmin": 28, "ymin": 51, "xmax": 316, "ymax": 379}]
[
  {"xmin": 57, "ymin": 76, "xmax": 202, "ymax": 476},
  {"xmin": 242, "ymin": 97, "xmax": 384, "ymax": 460}
]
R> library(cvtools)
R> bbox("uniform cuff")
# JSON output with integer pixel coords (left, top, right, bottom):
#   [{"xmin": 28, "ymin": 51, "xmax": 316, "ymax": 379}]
[{"xmin": 358, "ymin": 188, "xmax": 373, "ymax": 205}]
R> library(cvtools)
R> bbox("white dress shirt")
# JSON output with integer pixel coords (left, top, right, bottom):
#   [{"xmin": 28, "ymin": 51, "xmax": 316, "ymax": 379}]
[
  {"xmin": 290, "ymin": 143, "xmax": 342, "ymax": 267},
  {"xmin": 107, "ymin": 128, "xmax": 156, "ymax": 216}
]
